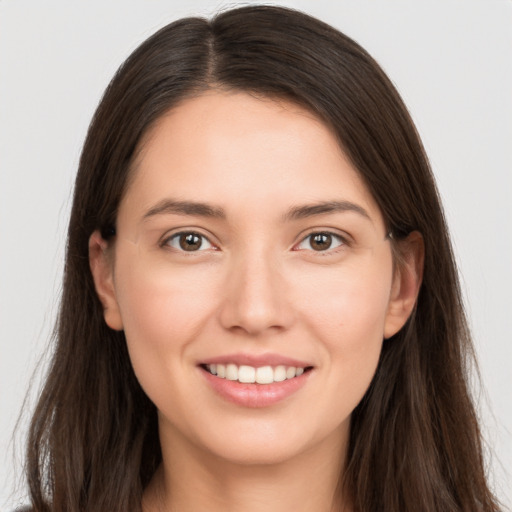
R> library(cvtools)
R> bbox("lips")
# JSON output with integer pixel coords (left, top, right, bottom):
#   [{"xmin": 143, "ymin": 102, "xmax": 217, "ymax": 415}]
[
  {"xmin": 198, "ymin": 354, "xmax": 313, "ymax": 407},
  {"xmin": 201, "ymin": 353, "xmax": 311, "ymax": 368}
]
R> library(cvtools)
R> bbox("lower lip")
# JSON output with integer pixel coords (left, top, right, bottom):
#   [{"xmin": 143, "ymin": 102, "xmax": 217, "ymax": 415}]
[{"xmin": 200, "ymin": 367, "xmax": 312, "ymax": 408}]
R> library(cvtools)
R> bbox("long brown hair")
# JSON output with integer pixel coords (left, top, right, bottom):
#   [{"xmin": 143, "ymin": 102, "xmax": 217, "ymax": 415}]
[{"xmin": 24, "ymin": 5, "xmax": 501, "ymax": 511}]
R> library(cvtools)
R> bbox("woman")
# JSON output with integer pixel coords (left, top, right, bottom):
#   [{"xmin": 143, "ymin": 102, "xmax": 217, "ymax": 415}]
[{"xmin": 22, "ymin": 5, "xmax": 501, "ymax": 512}]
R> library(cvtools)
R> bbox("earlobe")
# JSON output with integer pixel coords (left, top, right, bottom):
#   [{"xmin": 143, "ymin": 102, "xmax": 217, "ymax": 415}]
[
  {"xmin": 89, "ymin": 230, "xmax": 124, "ymax": 331},
  {"xmin": 384, "ymin": 231, "xmax": 424, "ymax": 339}
]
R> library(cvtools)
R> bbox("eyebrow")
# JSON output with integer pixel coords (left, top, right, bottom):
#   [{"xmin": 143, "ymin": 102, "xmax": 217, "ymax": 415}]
[
  {"xmin": 142, "ymin": 198, "xmax": 370, "ymax": 222},
  {"xmin": 283, "ymin": 200, "xmax": 371, "ymax": 222},
  {"xmin": 143, "ymin": 199, "xmax": 226, "ymax": 220}
]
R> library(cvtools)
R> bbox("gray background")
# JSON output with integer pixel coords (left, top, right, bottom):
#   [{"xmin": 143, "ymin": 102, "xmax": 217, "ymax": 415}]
[{"xmin": 1, "ymin": 0, "xmax": 511, "ymax": 509}]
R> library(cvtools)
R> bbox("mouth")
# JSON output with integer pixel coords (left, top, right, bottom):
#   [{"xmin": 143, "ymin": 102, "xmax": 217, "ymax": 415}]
[{"xmin": 201, "ymin": 363, "xmax": 313, "ymax": 384}]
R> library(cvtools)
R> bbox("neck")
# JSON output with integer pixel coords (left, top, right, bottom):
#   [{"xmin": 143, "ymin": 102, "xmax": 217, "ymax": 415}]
[{"xmin": 143, "ymin": 423, "xmax": 351, "ymax": 512}]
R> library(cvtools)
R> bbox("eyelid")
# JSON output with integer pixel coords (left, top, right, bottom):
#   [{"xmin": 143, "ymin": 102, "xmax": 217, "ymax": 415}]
[
  {"xmin": 160, "ymin": 229, "xmax": 218, "ymax": 252},
  {"xmin": 293, "ymin": 229, "xmax": 350, "ymax": 252},
  {"xmin": 158, "ymin": 227, "xmax": 351, "ymax": 253}
]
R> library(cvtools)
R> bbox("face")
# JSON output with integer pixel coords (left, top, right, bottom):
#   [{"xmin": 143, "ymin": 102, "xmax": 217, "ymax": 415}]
[{"xmin": 90, "ymin": 90, "xmax": 418, "ymax": 467}]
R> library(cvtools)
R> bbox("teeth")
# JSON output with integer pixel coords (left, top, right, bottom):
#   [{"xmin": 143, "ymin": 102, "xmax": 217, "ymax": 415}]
[
  {"xmin": 286, "ymin": 366, "xmax": 296, "ymax": 379},
  {"xmin": 238, "ymin": 365, "xmax": 256, "ymax": 383},
  {"xmin": 205, "ymin": 364, "xmax": 306, "ymax": 384},
  {"xmin": 226, "ymin": 364, "xmax": 238, "ymax": 381},
  {"xmin": 273, "ymin": 365, "xmax": 286, "ymax": 382},
  {"xmin": 256, "ymin": 366, "xmax": 273, "ymax": 384}
]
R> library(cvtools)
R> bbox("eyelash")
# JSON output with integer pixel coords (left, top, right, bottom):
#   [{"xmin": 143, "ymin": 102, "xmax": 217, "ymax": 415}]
[
  {"xmin": 161, "ymin": 230, "xmax": 349, "ymax": 255},
  {"xmin": 161, "ymin": 231, "xmax": 216, "ymax": 253},
  {"xmin": 294, "ymin": 231, "xmax": 347, "ymax": 253}
]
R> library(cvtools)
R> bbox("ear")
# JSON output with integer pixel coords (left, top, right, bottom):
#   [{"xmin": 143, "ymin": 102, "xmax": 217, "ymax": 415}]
[
  {"xmin": 89, "ymin": 230, "xmax": 124, "ymax": 331},
  {"xmin": 384, "ymin": 231, "xmax": 424, "ymax": 339}
]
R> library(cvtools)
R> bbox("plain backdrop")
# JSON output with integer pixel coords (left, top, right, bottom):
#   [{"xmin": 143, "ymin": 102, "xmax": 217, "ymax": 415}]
[{"xmin": 1, "ymin": 0, "xmax": 511, "ymax": 509}]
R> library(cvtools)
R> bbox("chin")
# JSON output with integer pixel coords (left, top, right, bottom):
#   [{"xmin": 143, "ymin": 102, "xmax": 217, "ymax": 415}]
[
  {"xmin": 209, "ymin": 440, "xmax": 309, "ymax": 466},
  {"xmin": 191, "ymin": 414, "xmax": 349, "ymax": 468}
]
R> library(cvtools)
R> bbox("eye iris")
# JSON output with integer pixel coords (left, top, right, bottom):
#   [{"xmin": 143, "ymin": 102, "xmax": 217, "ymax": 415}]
[
  {"xmin": 179, "ymin": 233, "xmax": 202, "ymax": 251},
  {"xmin": 310, "ymin": 233, "xmax": 332, "ymax": 251}
]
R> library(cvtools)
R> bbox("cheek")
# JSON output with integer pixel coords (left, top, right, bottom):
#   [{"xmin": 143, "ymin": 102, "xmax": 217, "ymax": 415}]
[
  {"xmin": 297, "ymin": 255, "xmax": 393, "ymax": 397},
  {"xmin": 113, "ymin": 253, "xmax": 221, "ymax": 372},
  {"xmin": 301, "ymin": 255, "xmax": 392, "ymax": 340}
]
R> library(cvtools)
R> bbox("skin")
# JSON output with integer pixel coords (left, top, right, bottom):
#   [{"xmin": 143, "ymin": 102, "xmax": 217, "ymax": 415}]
[{"xmin": 89, "ymin": 90, "xmax": 423, "ymax": 512}]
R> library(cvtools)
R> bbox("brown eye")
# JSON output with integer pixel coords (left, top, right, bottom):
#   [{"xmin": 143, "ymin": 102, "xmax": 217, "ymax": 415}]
[
  {"xmin": 165, "ymin": 232, "xmax": 213, "ymax": 252},
  {"xmin": 180, "ymin": 233, "xmax": 202, "ymax": 251},
  {"xmin": 310, "ymin": 233, "xmax": 332, "ymax": 251},
  {"xmin": 296, "ymin": 232, "xmax": 345, "ymax": 252}
]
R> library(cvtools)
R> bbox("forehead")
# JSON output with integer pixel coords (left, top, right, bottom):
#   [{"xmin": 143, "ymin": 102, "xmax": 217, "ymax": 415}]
[{"xmin": 122, "ymin": 90, "xmax": 384, "ymax": 227}]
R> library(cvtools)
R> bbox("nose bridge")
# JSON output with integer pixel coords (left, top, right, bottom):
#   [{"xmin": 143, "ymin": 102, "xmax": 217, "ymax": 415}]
[{"xmin": 219, "ymin": 244, "xmax": 291, "ymax": 335}]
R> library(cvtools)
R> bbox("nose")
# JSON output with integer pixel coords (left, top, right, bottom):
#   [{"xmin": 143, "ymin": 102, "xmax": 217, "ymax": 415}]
[{"xmin": 218, "ymin": 251, "xmax": 294, "ymax": 336}]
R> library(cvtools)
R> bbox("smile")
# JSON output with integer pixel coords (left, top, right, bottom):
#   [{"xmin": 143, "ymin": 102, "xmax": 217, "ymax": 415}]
[
  {"xmin": 199, "ymin": 354, "xmax": 314, "ymax": 407},
  {"xmin": 204, "ymin": 363, "xmax": 306, "ymax": 384}
]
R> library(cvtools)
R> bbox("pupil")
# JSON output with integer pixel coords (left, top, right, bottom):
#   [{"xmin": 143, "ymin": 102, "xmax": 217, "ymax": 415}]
[
  {"xmin": 179, "ymin": 233, "xmax": 201, "ymax": 251},
  {"xmin": 311, "ymin": 233, "xmax": 332, "ymax": 251}
]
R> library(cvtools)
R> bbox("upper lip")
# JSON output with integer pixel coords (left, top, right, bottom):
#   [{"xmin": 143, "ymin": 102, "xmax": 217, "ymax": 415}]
[{"xmin": 200, "ymin": 353, "xmax": 313, "ymax": 368}]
